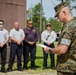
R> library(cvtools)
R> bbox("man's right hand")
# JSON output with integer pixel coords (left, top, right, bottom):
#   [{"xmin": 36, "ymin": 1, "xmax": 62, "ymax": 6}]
[
  {"xmin": 47, "ymin": 42, "xmax": 51, "ymax": 46},
  {"xmin": 28, "ymin": 41, "xmax": 34, "ymax": 45}
]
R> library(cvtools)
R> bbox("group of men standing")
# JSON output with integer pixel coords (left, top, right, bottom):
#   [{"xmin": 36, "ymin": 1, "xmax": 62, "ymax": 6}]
[
  {"xmin": 0, "ymin": 20, "xmax": 39, "ymax": 73},
  {"xmin": 0, "ymin": 20, "xmax": 56, "ymax": 73}
]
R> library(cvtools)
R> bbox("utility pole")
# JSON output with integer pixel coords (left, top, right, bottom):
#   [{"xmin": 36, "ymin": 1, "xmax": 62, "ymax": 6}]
[
  {"xmin": 30, "ymin": 4, "xmax": 33, "ymax": 22},
  {"xmin": 62, "ymin": 0, "xmax": 64, "ymax": 2},
  {"xmin": 40, "ymin": 0, "xmax": 42, "ymax": 42}
]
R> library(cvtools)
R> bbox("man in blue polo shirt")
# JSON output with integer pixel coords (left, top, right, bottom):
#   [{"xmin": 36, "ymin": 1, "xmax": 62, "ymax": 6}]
[{"xmin": 23, "ymin": 21, "xmax": 38, "ymax": 70}]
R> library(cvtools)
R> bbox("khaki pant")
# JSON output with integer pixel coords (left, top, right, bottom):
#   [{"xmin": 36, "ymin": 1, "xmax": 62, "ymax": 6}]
[{"xmin": 57, "ymin": 71, "xmax": 76, "ymax": 75}]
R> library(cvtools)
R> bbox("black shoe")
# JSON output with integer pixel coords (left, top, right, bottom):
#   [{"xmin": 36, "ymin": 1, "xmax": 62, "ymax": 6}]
[
  {"xmin": 18, "ymin": 68, "xmax": 23, "ymax": 71},
  {"xmin": 51, "ymin": 67, "xmax": 56, "ymax": 70},
  {"xmin": 7, "ymin": 68, "xmax": 12, "ymax": 72},
  {"xmin": 31, "ymin": 67, "xmax": 36, "ymax": 70},
  {"xmin": 23, "ymin": 67, "xmax": 28, "ymax": 70},
  {"xmin": 42, "ymin": 67, "xmax": 47, "ymax": 70},
  {"xmin": 1, "ymin": 69, "xmax": 7, "ymax": 73}
]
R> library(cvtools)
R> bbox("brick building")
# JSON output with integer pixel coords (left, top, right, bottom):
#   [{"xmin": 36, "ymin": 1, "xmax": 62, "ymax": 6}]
[{"xmin": 0, "ymin": 0, "xmax": 26, "ymax": 63}]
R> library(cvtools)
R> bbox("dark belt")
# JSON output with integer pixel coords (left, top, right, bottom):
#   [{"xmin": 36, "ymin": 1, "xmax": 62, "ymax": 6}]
[
  {"xmin": 11, "ymin": 42, "xmax": 22, "ymax": 46},
  {"xmin": 44, "ymin": 42, "xmax": 54, "ymax": 46},
  {"xmin": 11, "ymin": 42, "xmax": 17, "ymax": 44}
]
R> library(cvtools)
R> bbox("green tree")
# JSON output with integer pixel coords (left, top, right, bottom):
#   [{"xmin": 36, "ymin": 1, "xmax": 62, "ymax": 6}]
[{"xmin": 27, "ymin": 3, "xmax": 47, "ymax": 35}]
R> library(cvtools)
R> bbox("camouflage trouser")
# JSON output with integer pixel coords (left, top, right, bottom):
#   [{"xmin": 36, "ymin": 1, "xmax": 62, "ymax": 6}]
[{"xmin": 57, "ymin": 71, "xmax": 76, "ymax": 75}]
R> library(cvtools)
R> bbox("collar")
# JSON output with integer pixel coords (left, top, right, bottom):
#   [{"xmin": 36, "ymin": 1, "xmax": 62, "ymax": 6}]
[
  {"xmin": 15, "ymin": 28, "xmax": 19, "ymax": 31},
  {"xmin": 46, "ymin": 30, "xmax": 51, "ymax": 32},
  {"xmin": 0, "ymin": 28, "xmax": 3, "ymax": 31},
  {"xmin": 28, "ymin": 27, "xmax": 33, "ymax": 30}
]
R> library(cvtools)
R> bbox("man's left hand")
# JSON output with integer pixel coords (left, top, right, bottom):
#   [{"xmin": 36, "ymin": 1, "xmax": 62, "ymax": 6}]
[{"xmin": 0, "ymin": 43, "xmax": 5, "ymax": 47}]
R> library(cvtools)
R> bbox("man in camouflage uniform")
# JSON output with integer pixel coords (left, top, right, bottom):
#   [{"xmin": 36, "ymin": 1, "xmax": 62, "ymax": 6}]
[{"xmin": 44, "ymin": 2, "xmax": 76, "ymax": 75}]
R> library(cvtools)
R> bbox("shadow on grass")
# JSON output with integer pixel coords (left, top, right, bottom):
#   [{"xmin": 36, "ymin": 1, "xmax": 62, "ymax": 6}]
[{"xmin": 36, "ymin": 56, "xmax": 43, "ymax": 59}]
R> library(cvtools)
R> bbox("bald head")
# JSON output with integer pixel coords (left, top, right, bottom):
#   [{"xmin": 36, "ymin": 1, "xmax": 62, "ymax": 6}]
[
  {"xmin": 61, "ymin": 6, "xmax": 73, "ymax": 22},
  {"xmin": 14, "ymin": 22, "xmax": 20, "ymax": 29},
  {"xmin": 14, "ymin": 22, "xmax": 19, "ymax": 25},
  {"xmin": 61, "ymin": 6, "xmax": 71, "ymax": 15}
]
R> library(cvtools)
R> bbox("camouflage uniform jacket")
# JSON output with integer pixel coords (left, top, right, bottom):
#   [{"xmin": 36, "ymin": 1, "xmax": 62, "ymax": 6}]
[{"xmin": 57, "ymin": 18, "xmax": 76, "ymax": 73}]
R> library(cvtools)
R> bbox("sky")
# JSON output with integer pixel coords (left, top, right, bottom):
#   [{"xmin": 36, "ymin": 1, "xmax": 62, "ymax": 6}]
[{"xmin": 26, "ymin": 0, "xmax": 76, "ymax": 19}]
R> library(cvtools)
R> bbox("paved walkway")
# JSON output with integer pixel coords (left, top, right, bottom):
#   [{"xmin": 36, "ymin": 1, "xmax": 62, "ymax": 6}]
[{"xmin": 0, "ymin": 70, "xmax": 57, "ymax": 75}]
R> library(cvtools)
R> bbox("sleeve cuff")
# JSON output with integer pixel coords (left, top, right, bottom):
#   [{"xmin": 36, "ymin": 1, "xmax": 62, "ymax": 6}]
[{"xmin": 60, "ymin": 38, "xmax": 71, "ymax": 46}]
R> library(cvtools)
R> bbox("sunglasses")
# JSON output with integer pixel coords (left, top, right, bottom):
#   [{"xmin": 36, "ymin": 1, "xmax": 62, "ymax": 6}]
[
  {"xmin": 0, "ymin": 22, "xmax": 4, "ymax": 25},
  {"xmin": 0, "ymin": 24, "xmax": 3, "ymax": 25},
  {"xmin": 29, "ymin": 23, "xmax": 32, "ymax": 25},
  {"xmin": 46, "ymin": 25, "xmax": 51, "ymax": 27}
]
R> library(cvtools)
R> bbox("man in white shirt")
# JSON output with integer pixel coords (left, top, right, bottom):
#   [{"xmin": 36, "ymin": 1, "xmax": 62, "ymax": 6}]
[
  {"xmin": 0, "ymin": 20, "xmax": 9, "ymax": 73},
  {"xmin": 7, "ymin": 22, "xmax": 25, "ymax": 72},
  {"xmin": 41, "ymin": 23, "xmax": 57, "ymax": 70}
]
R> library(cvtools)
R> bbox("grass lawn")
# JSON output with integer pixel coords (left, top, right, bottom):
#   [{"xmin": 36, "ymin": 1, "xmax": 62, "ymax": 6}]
[
  {"xmin": 0, "ymin": 42, "xmax": 58, "ymax": 75},
  {"xmin": 35, "ymin": 42, "xmax": 57, "ymax": 73},
  {"xmin": 23, "ymin": 42, "xmax": 58, "ymax": 74}
]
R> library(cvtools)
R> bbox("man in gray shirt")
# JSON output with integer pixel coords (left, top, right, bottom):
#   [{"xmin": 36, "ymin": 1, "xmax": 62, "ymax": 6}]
[
  {"xmin": 41, "ymin": 23, "xmax": 57, "ymax": 70},
  {"xmin": 7, "ymin": 22, "xmax": 25, "ymax": 72},
  {"xmin": 0, "ymin": 20, "xmax": 9, "ymax": 73}
]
